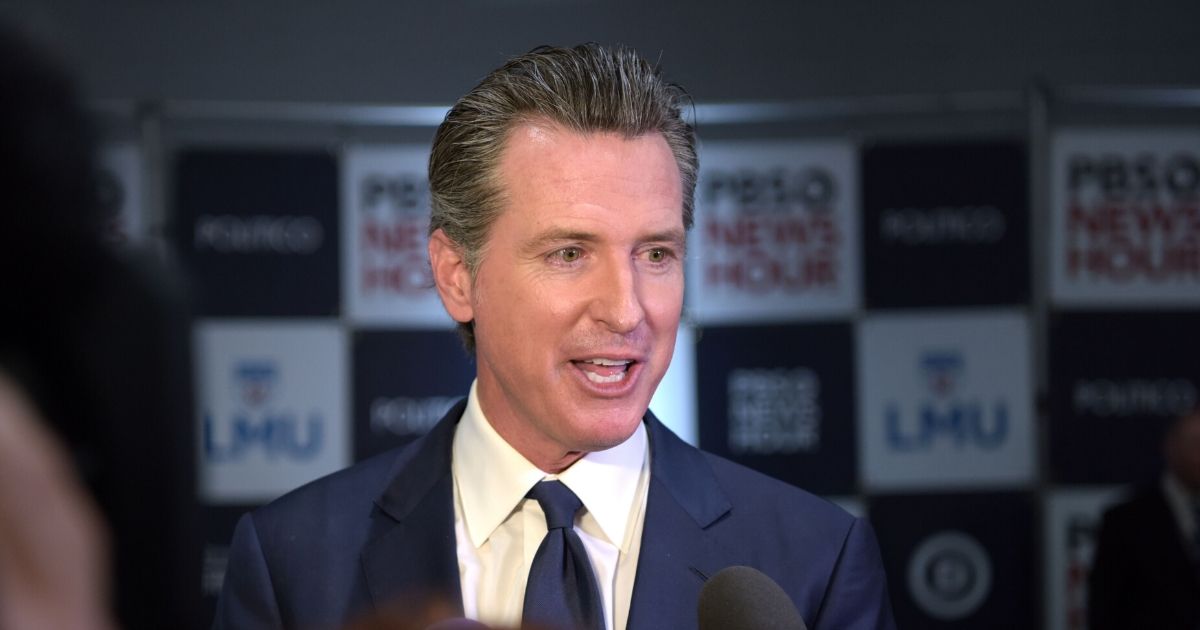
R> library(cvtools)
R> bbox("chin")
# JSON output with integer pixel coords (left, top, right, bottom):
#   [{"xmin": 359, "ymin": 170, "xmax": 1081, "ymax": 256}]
[{"xmin": 574, "ymin": 407, "xmax": 646, "ymax": 450}]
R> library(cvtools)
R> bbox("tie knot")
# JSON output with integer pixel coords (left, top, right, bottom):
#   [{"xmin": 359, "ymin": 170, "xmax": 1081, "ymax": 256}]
[{"xmin": 527, "ymin": 480, "xmax": 583, "ymax": 530}]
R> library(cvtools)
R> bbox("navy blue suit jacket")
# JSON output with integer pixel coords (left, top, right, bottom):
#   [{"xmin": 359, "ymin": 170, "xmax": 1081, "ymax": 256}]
[{"xmin": 213, "ymin": 400, "xmax": 895, "ymax": 629}]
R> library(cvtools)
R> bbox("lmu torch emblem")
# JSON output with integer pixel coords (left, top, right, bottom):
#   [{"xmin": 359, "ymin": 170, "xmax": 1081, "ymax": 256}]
[
  {"xmin": 921, "ymin": 351, "xmax": 963, "ymax": 398},
  {"xmin": 236, "ymin": 361, "xmax": 278, "ymax": 408}
]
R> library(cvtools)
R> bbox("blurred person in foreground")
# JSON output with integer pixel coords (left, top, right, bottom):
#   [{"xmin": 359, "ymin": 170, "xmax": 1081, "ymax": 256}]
[
  {"xmin": 214, "ymin": 43, "xmax": 895, "ymax": 630},
  {"xmin": 1089, "ymin": 406, "xmax": 1200, "ymax": 629},
  {"xmin": 0, "ymin": 22, "xmax": 199, "ymax": 630},
  {"xmin": 0, "ymin": 372, "xmax": 114, "ymax": 630}
]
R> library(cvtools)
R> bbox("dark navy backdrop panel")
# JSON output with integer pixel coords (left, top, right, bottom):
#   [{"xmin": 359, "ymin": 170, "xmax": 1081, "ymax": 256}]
[
  {"xmin": 697, "ymin": 322, "xmax": 857, "ymax": 495},
  {"xmin": 862, "ymin": 142, "xmax": 1029, "ymax": 308},
  {"xmin": 352, "ymin": 329, "xmax": 475, "ymax": 460},
  {"xmin": 871, "ymin": 492, "xmax": 1036, "ymax": 629},
  {"xmin": 1048, "ymin": 310, "xmax": 1200, "ymax": 484},
  {"xmin": 175, "ymin": 150, "xmax": 340, "ymax": 317}
]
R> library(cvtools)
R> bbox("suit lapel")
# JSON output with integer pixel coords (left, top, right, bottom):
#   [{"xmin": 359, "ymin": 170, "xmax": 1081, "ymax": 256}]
[
  {"xmin": 626, "ymin": 412, "xmax": 735, "ymax": 629},
  {"xmin": 356, "ymin": 404, "xmax": 734, "ymax": 625},
  {"xmin": 361, "ymin": 399, "xmax": 467, "ymax": 614}
]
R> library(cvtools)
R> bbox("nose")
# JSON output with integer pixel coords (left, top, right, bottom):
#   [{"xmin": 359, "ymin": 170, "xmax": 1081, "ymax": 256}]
[{"xmin": 590, "ymin": 257, "xmax": 646, "ymax": 334}]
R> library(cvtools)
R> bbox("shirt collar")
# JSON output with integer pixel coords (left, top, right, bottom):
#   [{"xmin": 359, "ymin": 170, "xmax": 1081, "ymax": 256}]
[
  {"xmin": 451, "ymin": 380, "xmax": 648, "ymax": 551},
  {"xmin": 557, "ymin": 414, "xmax": 647, "ymax": 551}
]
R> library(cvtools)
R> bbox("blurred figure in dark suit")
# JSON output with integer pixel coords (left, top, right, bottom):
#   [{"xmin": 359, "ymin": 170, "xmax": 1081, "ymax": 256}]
[
  {"xmin": 1088, "ymin": 406, "xmax": 1200, "ymax": 629},
  {"xmin": 0, "ymin": 21, "xmax": 199, "ymax": 630}
]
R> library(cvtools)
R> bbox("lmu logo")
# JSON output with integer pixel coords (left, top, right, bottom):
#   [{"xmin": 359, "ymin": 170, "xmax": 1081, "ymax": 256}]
[
  {"xmin": 204, "ymin": 360, "xmax": 324, "ymax": 463},
  {"xmin": 886, "ymin": 351, "xmax": 1009, "ymax": 451}
]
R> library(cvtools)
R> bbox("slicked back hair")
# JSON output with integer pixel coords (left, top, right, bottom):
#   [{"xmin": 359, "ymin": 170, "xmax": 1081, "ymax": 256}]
[{"xmin": 428, "ymin": 43, "xmax": 697, "ymax": 352}]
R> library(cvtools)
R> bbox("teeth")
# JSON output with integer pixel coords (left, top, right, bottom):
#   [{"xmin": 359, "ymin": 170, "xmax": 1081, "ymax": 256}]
[
  {"xmin": 575, "ymin": 358, "xmax": 633, "ymax": 385},
  {"xmin": 582, "ymin": 358, "xmax": 631, "ymax": 366},
  {"xmin": 585, "ymin": 371, "xmax": 627, "ymax": 384}
]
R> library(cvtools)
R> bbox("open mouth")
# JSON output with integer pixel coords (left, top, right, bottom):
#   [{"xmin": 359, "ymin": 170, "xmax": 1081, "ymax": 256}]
[{"xmin": 573, "ymin": 357, "xmax": 635, "ymax": 384}]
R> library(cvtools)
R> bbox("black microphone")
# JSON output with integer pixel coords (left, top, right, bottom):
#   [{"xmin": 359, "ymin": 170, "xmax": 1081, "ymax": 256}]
[{"xmin": 698, "ymin": 565, "xmax": 808, "ymax": 630}]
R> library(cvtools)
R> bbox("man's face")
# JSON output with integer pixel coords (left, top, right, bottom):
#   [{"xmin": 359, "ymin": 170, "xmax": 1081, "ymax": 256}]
[{"xmin": 436, "ymin": 122, "xmax": 685, "ymax": 471}]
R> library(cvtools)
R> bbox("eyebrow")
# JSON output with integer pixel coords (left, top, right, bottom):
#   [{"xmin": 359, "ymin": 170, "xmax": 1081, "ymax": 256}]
[
  {"xmin": 645, "ymin": 229, "xmax": 688, "ymax": 253},
  {"xmin": 522, "ymin": 228, "xmax": 598, "ymax": 253},
  {"xmin": 522, "ymin": 227, "xmax": 688, "ymax": 254}
]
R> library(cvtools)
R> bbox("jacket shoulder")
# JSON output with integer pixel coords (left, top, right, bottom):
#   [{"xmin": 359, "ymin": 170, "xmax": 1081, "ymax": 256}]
[
  {"xmin": 691, "ymin": 450, "xmax": 893, "ymax": 629},
  {"xmin": 252, "ymin": 398, "xmax": 465, "ymax": 530},
  {"xmin": 247, "ymin": 440, "xmax": 425, "ymax": 545}
]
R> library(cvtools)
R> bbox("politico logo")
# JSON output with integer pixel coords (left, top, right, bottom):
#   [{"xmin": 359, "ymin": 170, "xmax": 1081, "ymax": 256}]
[
  {"xmin": 879, "ymin": 205, "xmax": 1007, "ymax": 245},
  {"xmin": 886, "ymin": 351, "xmax": 1008, "ymax": 452},
  {"xmin": 203, "ymin": 360, "xmax": 324, "ymax": 463},
  {"xmin": 1072, "ymin": 378, "xmax": 1197, "ymax": 418},
  {"xmin": 193, "ymin": 214, "xmax": 325, "ymax": 254},
  {"xmin": 727, "ymin": 367, "xmax": 821, "ymax": 455},
  {"xmin": 370, "ymin": 395, "xmax": 459, "ymax": 438},
  {"xmin": 907, "ymin": 531, "xmax": 993, "ymax": 621}
]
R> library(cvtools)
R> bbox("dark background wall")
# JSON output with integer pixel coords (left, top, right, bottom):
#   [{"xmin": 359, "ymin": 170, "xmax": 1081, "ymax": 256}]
[{"xmin": 5, "ymin": 1, "xmax": 1200, "ymax": 105}]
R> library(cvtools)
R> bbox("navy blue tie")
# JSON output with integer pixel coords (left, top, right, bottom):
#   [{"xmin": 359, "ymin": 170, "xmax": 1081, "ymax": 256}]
[{"xmin": 522, "ymin": 480, "xmax": 605, "ymax": 630}]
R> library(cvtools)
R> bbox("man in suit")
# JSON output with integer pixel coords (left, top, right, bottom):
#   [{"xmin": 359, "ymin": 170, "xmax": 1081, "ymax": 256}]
[
  {"xmin": 1088, "ymin": 407, "xmax": 1200, "ymax": 630},
  {"xmin": 214, "ymin": 43, "xmax": 895, "ymax": 630}
]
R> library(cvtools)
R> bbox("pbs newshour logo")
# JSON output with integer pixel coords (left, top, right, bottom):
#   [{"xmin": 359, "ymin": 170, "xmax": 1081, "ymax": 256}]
[{"xmin": 726, "ymin": 367, "xmax": 821, "ymax": 455}]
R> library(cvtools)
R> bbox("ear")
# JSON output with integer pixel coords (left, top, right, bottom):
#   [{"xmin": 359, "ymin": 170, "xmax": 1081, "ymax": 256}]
[{"xmin": 428, "ymin": 228, "xmax": 475, "ymax": 324}]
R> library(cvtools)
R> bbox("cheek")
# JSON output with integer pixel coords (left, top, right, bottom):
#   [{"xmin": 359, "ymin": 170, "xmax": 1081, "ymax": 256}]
[
  {"xmin": 533, "ymin": 280, "xmax": 593, "ymax": 324},
  {"xmin": 645, "ymin": 277, "xmax": 685, "ymax": 323}
]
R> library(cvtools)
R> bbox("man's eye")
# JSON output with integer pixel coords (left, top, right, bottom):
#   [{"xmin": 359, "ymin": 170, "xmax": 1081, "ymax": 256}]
[
  {"xmin": 646, "ymin": 248, "xmax": 669, "ymax": 263},
  {"xmin": 554, "ymin": 247, "xmax": 582, "ymax": 263}
]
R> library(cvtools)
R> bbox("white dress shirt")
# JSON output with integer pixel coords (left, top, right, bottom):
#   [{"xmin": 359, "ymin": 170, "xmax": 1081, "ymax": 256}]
[{"xmin": 451, "ymin": 381, "xmax": 650, "ymax": 630}]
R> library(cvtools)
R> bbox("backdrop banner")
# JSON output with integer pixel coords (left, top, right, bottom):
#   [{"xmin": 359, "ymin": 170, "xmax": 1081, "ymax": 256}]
[
  {"xmin": 689, "ymin": 141, "xmax": 859, "ymax": 323},
  {"xmin": 1050, "ymin": 129, "xmax": 1200, "ymax": 306}
]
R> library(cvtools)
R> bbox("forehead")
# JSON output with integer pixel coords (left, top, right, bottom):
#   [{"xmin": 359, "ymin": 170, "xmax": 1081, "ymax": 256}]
[{"xmin": 494, "ymin": 121, "xmax": 682, "ymax": 206}]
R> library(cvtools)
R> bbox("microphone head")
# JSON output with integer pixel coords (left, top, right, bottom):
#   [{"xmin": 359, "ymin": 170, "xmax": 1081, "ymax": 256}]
[{"xmin": 698, "ymin": 565, "xmax": 807, "ymax": 630}]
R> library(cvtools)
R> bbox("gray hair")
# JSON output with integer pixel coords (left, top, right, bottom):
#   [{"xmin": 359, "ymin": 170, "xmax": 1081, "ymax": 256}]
[{"xmin": 428, "ymin": 43, "xmax": 698, "ymax": 352}]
